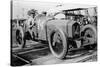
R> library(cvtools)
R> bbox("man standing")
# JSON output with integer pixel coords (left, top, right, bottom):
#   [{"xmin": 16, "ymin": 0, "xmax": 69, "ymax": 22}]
[
  {"xmin": 25, "ymin": 9, "xmax": 37, "ymax": 30},
  {"xmin": 23, "ymin": 9, "xmax": 37, "ymax": 48}
]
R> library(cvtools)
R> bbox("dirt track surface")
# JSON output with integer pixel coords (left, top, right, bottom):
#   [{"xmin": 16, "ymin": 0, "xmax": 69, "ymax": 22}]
[
  {"xmin": 11, "ymin": 28, "xmax": 97, "ymax": 66},
  {"xmin": 11, "ymin": 40, "xmax": 97, "ymax": 66}
]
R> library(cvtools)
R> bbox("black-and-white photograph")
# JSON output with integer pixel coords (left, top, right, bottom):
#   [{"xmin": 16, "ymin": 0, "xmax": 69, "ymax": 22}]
[{"xmin": 11, "ymin": 0, "xmax": 97, "ymax": 66}]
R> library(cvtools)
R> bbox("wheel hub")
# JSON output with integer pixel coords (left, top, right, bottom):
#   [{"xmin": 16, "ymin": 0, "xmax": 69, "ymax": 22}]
[{"xmin": 52, "ymin": 34, "xmax": 63, "ymax": 55}]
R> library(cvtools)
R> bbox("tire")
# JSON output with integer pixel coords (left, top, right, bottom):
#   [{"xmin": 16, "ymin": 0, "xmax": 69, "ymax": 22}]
[
  {"xmin": 16, "ymin": 29, "xmax": 25, "ymax": 48},
  {"xmin": 48, "ymin": 29, "xmax": 68, "ymax": 59},
  {"xmin": 82, "ymin": 25, "xmax": 97, "ymax": 47}
]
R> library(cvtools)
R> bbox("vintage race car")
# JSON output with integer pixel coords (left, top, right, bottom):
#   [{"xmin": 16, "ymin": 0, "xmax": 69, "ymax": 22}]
[{"xmin": 15, "ymin": 6, "xmax": 97, "ymax": 59}]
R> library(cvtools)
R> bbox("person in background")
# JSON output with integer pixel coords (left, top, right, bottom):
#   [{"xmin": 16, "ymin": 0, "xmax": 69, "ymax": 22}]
[
  {"xmin": 23, "ymin": 9, "xmax": 38, "ymax": 48},
  {"xmin": 25, "ymin": 9, "xmax": 37, "ymax": 29}
]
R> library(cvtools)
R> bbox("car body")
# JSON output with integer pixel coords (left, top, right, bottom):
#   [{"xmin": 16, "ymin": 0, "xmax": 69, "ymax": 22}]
[{"xmin": 15, "ymin": 6, "xmax": 97, "ymax": 59}]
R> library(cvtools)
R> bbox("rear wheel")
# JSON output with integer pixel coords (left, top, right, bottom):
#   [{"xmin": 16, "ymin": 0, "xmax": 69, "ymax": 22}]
[
  {"xmin": 49, "ymin": 30, "xmax": 68, "ymax": 59},
  {"xmin": 16, "ymin": 30, "xmax": 24, "ymax": 48}
]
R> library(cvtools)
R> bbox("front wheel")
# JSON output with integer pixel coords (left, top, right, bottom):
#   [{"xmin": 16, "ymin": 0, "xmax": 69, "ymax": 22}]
[
  {"xmin": 82, "ymin": 27, "xmax": 97, "ymax": 49},
  {"xmin": 49, "ymin": 29, "xmax": 68, "ymax": 59}
]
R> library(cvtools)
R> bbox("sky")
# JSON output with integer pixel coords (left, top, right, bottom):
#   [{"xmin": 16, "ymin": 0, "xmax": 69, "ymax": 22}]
[
  {"xmin": 12, "ymin": 0, "xmax": 96, "ymax": 19},
  {"xmin": 12, "ymin": 0, "xmax": 61, "ymax": 19}
]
